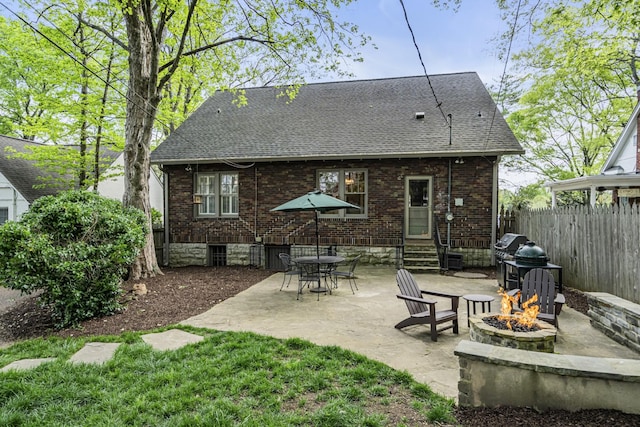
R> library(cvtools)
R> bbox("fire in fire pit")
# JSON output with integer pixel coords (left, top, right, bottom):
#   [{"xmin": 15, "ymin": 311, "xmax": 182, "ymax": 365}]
[
  {"xmin": 483, "ymin": 315, "xmax": 540, "ymax": 332},
  {"xmin": 468, "ymin": 288, "xmax": 557, "ymax": 353},
  {"xmin": 483, "ymin": 288, "xmax": 541, "ymax": 332}
]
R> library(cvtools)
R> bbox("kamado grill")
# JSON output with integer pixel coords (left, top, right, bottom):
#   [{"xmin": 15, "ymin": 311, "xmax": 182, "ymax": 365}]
[
  {"xmin": 514, "ymin": 241, "xmax": 549, "ymax": 266},
  {"xmin": 500, "ymin": 240, "xmax": 564, "ymax": 292},
  {"xmin": 494, "ymin": 233, "xmax": 528, "ymax": 287}
]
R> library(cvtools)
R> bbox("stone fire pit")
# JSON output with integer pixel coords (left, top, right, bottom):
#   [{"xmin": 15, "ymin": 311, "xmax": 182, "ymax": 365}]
[{"xmin": 469, "ymin": 314, "xmax": 557, "ymax": 353}]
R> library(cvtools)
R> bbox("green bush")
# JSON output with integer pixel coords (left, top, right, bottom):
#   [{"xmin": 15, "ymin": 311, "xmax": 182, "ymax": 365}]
[{"xmin": 0, "ymin": 190, "xmax": 147, "ymax": 329}]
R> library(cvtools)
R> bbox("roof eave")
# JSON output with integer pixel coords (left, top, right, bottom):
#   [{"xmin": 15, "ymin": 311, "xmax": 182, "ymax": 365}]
[
  {"xmin": 601, "ymin": 101, "xmax": 640, "ymax": 172},
  {"xmin": 546, "ymin": 174, "xmax": 640, "ymax": 192},
  {"xmin": 151, "ymin": 149, "xmax": 524, "ymax": 165}
]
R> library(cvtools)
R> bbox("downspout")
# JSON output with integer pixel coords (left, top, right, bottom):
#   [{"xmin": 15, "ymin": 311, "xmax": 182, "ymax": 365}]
[
  {"xmin": 447, "ymin": 158, "xmax": 452, "ymax": 248},
  {"xmin": 447, "ymin": 114, "xmax": 452, "ymax": 248},
  {"xmin": 491, "ymin": 156, "xmax": 499, "ymax": 266},
  {"xmin": 163, "ymin": 169, "xmax": 169, "ymax": 266},
  {"xmin": 254, "ymin": 166, "xmax": 258, "ymax": 240}
]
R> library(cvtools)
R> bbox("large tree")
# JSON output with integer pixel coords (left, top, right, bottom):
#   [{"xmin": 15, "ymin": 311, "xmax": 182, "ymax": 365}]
[
  {"xmin": 3, "ymin": 1, "xmax": 365, "ymax": 279},
  {"xmin": 0, "ymin": 4, "xmax": 127, "ymax": 189},
  {"xmin": 490, "ymin": 0, "xmax": 639, "ymax": 193},
  {"xmin": 66, "ymin": 0, "xmax": 366, "ymax": 279}
]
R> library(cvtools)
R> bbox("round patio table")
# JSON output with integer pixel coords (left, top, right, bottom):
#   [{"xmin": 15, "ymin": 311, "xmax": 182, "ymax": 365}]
[
  {"xmin": 293, "ymin": 255, "xmax": 345, "ymax": 294},
  {"xmin": 463, "ymin": 294, "xmax": 495, "ymax": 327}
]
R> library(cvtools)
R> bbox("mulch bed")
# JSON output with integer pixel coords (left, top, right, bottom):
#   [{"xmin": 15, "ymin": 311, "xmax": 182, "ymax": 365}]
[{"xmin": 0, "ymin": 266, "xmax": 272, "ymax": 341}]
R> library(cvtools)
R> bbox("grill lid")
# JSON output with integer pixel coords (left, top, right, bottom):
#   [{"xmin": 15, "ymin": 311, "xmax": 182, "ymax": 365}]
[
  {"xmin": 514, "ymin": 241, "xmax": 549, "ymax": 266},
  {"xmin": 494, "ymin": 233, "xmax": 528, "ymax": 252}
]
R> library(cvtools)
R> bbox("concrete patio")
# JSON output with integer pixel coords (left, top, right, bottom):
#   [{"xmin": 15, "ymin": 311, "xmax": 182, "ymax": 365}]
[{"xmin": 182, "ymin": 266, "xmax": 640, "ymax": 399}]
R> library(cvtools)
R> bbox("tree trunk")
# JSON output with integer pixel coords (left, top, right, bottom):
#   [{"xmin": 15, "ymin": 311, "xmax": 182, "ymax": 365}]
[{"xmin": 122, "ymin": 1, "xmax": 162, "ymax": 279}]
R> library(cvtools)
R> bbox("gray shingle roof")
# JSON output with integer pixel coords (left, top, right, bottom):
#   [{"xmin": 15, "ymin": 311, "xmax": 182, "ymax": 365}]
[
  {"xmin": 151, "ymin": 73, "xmax": 523, "ymax": 164},
  {"xmin": 0, "ymin": 135, "xmax": 63, "ymax": 202}
]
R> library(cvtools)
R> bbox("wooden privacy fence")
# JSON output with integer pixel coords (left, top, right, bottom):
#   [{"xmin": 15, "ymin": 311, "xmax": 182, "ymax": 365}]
[
  {"xmin": 153, "ymin": 228, "xmax": 164, "ymax": 264},
  {"xmin": 497, "ymin": 206, "xmax": 519, "ymax": 236},
  {"xmin": 518, "ymin": 204, "xmax": 640, "ymax": 304}
]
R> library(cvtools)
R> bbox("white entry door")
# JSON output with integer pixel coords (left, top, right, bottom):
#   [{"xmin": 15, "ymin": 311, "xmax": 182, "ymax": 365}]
[{"xmin": 405, "ymin": 176, "xmax": 432, "ymax": 239}]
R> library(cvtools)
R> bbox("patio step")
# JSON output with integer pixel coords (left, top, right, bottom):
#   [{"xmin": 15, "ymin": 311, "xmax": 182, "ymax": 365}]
[
  {"xmin": 403, "ymin": 241, "xmax": 441, "ymax": 272},
  {"xmin": 404, "ymin": 265, "xmax": 441, "ymax": 274}
]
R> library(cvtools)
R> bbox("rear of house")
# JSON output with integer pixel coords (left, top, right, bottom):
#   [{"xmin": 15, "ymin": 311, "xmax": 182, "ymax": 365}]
[{"xmin": 151, "ymin": 73, "xmax": 523, "ymax": 270}]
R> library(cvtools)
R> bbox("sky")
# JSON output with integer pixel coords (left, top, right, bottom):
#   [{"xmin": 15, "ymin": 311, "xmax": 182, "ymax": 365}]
[
  {"xmin": 332, "ymin": 0, "xmax": 510, "ymax": 86},
  {"xmin": 331, "ymin": 0, "xmax": 534, "ymax": 188},
  {"xmin": 0, "ymin": 0, "xmax": 531, "ymax": 187}
]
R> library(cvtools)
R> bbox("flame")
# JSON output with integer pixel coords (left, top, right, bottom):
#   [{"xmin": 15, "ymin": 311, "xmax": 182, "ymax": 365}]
[
  {"xmin": 518, "ymin": 294, "xmax": 540, "ymax": 327},
  {"xmin": 497, "ymin": 288, "xmax": 540, "ymax": 329}
]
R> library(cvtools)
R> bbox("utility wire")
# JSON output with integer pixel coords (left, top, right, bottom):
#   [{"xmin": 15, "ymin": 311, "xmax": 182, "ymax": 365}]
[
  {"xmin": 398, "ymin": 0, "xmax": 449, "ymax": 126},
  {"xmin": 0, "ymin": 1, "xmax": 253, "ymax": 169},
  {"xmin": 0, "ymin": 1, "xmax": 132, "ymax": 105},
  {"xmin": 484, "ymin": 0, "xmax": 523, "ymax": 150}
]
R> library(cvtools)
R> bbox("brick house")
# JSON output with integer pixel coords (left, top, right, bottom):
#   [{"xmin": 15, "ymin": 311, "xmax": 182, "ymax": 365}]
[{"xmin": 151, "ymin": 73, "xmax": 523, "ymax": 269}]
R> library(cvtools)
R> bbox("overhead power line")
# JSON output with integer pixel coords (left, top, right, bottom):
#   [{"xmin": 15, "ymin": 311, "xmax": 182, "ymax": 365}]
[
  {"xmin": 0, "ymin": 1, "xmax": 252, "ymax": 169},
  {"xmin": 484, "ymin": 0, "xmax": 523, "ymax": 151},
  {"xmin": 397, "ymin": 0, "xmax": 449, "ymax": 126}
]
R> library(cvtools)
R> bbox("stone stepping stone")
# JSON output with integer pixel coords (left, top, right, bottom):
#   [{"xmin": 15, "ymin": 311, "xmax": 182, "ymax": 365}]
[
  {"xmin": 1, "ymin": 357, "xmax": 56, "ymax": 372},
  {"xmin": 70, "ymin": 342, "xmax": 122, "ymax": 365},
  {"xmin": 141, "ymin": 329, "xmax": 204, "ymax": 351}
]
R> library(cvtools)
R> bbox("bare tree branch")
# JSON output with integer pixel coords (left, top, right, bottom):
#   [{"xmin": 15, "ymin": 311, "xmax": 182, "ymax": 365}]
[
  {"xmin": 158, "ymin": 35, "xmax": 275, "ymax": 73},
  {"xmin": 75, "ymin": 14, "xmax": 128, "ymax": 51},
  {"xmin": 157, "ymin": 0, "xmax": 199, "ymax": 91}
]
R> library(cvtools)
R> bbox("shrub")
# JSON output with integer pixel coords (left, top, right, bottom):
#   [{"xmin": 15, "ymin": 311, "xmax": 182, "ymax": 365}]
[
  {"xmin": 151, "ymin": 207, "xmax": 163, "ymax": 228},
  {"xmin": 0, "ymin": 190, "xmax": 147, "ymax": 329}
]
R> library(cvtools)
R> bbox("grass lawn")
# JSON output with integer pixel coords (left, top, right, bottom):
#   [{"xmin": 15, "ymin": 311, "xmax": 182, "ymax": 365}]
[{"xmin": 0, "ymin": 326, "xmax": 456, "ymax": 426}]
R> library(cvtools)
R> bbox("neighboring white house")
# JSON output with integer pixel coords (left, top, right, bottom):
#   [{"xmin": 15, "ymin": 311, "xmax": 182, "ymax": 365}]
[
  {"xmin": 96, "ymin": 152, "xmax": 164, "ymax": 219},
  {"xmin": 0, "ymin": 135, "xmax": 61, "ymax": 224},
  {"xmin": 547, "ymin": 100, "xmax": 640, "ymax": 206},
  {"xmin": 0, "ymin": 134, "xmax": 164, "ymax": 224}
]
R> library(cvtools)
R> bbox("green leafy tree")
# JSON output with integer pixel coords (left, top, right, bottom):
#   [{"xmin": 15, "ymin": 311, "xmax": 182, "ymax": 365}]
[
  {"xmin": 499, "ymin": 183, "xmax": 550, "ymax": 210},
  {"xmin": 75, "ymin": 0, "xmax": 367, "ymax": 279},
  {"xmin": 4, "ymin": 1, "xmax": 367, "ymax": 280},
  {"xmin": 0, "ymin": 4, "xmax": 127, "ymax": 189},
  {"xmin": 491, "ymin": 0, "xmax": 639, "ymax": 185},
  {"xmin": 0, "ymin": 190, "xmax": 146, "ymax": 329},
  {"xmin": 508, "ymin": 2, "xmax": 636, "ymax": 180}
]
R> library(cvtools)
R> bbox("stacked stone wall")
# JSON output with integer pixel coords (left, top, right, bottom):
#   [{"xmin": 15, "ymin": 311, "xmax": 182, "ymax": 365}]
[{"xmin": 587, "ymin": 292, "xmax": 640, "ymax": 354}]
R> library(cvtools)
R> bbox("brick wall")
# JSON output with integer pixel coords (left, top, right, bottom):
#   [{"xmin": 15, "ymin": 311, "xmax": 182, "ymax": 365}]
[{"xmin": 164, "ymin": 156, "xmax": 496, "ymax": 250}]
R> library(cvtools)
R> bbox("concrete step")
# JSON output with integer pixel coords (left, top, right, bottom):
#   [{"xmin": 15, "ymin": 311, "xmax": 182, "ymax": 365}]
[{"xmin": 404, "ymin": 265, "xmax": 441, "ymax": 273}]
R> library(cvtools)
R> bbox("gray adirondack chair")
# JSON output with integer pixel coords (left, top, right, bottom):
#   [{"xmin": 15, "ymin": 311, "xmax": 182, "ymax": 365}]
[
  {"xmin": 394, "ymin": 269, "xmax": 460, "ymax": 342},
  {"xmin": 508, "ymin": 268, "xmax": 565, "ymax": 327}
]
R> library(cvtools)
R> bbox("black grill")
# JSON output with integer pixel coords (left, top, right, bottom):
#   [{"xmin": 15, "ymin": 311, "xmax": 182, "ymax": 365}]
[{"xmin": 495, "ymin": 233, "xmax": 528, "ymax": 287}]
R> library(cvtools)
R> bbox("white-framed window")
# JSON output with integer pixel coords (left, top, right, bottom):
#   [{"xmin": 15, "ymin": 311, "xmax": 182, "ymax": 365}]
[
  {"xmin": 195, "ymin": 172, "xmax": 239, "ymax": 217},
  {"xmin": 0, "ymin": 207, "xmax": 8, "ymax": 225},
  {"xmin": 318, "ymin": 169, "xmax": 367, "ymax": 217}
]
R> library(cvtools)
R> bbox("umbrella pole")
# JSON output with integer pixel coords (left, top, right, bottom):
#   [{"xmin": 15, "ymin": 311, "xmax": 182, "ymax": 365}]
[
  {"xmin": 315, "ymin": 210, "xmax": 320, "ymax": 259},
  {"xmin": 315, "ymin": 210, "xmax": 322, "ymax": 300}
]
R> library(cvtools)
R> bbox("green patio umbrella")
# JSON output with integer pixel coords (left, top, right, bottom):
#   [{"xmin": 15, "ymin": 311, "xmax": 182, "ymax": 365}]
[{"xmin": 271, "ymin": 190, "xmax": 360, "ymax": 258}]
